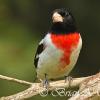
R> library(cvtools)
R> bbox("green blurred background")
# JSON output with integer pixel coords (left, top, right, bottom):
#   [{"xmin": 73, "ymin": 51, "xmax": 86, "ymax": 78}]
[{"xmin": 0, "ymin": 0, "xmax": 100, "ymax": 100}]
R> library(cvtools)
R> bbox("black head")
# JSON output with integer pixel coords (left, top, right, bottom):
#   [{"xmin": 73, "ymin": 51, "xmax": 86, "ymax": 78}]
[{"xmin": 50, "ymin": 8, "xmax": 77, "ymax": 34}]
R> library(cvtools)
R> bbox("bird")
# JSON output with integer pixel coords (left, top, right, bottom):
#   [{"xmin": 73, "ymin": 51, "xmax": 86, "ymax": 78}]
[{"xmin": 34, "ymin": 8, "xmax": 82, "ymax": 85}]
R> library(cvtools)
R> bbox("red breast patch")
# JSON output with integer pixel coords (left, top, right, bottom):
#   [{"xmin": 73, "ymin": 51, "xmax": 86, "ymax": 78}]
[{"xmin": 51, "ymin": 32, "xmax": 80, "ymax": 67}]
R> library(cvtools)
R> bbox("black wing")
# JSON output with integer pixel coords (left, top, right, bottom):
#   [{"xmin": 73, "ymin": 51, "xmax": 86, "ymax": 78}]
[{"xmin": 34, "ymin": 42, "xmax": 44, "ymax": 68}]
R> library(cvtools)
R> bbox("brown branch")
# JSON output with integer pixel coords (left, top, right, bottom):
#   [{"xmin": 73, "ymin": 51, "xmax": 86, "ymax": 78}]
[
  {"xmin": 0, "ymin": 73, "xmax": 100, "ymax": 100},
  {"xmin": 0, "ymin": 75, "xmax": 33, "ymax": 86},
  {"xmin": 0, "ymin": 74, "xmax": 90, "ymax": 100},
  {"xmin": 69, "ymin": 72, "xmax": 100, "ymax": 100}
]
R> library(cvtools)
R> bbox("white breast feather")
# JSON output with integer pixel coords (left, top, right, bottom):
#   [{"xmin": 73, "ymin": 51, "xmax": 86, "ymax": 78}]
[{"xmin": 36, "ymin": 34, "xmax": 82, "ymax": 80}]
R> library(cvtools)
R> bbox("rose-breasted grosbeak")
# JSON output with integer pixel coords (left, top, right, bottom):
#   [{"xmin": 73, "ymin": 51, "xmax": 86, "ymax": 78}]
[{"xmin": 34, "ymin": 8, "xmax": 82, "ymax": 83}]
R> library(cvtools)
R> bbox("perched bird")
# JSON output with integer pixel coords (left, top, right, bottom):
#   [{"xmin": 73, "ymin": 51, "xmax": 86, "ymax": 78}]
[{"xmin": 34, "ymin": 8, "xmax": 82, "ymax": 84}]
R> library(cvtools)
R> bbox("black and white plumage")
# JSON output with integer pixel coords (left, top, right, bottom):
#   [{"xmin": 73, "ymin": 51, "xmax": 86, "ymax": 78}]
[
  {"xmin": 34, "ymin": 8, "xmax": 82, "ymax": 81},
  {"xmin": 34, "ymin": 41, "xmax": 44, "ymax": 68}
]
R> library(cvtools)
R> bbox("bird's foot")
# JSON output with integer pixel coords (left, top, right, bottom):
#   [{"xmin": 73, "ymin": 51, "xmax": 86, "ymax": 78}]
[
  {"xmin": 43, "ymin": 79, "xmax": 49, "ymax": 89},
  {"xmin": 65, "ymin": 76, "xmax": 73, "ymax": 88},
  {"xmin": 42, "ymin": 74, "xmax": 49, "ymax": 89}
]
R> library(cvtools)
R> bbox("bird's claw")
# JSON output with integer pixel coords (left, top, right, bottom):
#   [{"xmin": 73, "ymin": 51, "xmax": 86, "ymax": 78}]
[
  {"xmin": 42, "ymin": 74, "xmax": 49, "ymax": 89},
  {"xmin": 65, "ymin": 76, "xmax": 73, "ymax": 88},
  {"xmin": 43, "ymin": 79, "xmax": 49, "ymax": 88}
]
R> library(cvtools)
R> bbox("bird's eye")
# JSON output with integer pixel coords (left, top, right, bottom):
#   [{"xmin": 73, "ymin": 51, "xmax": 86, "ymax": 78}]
[
  {"xmin": 60, "ymin": 12, "xmax": 66, "ymax": 16},
  {"xmin": 60, "ymin": 12, "xmax": 69, "ymax": 17}
]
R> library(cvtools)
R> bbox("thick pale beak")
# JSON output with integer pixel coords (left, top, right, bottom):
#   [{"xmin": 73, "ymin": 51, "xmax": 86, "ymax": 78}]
[{"xmin": 52, "ymin": 12, "xmax": 63, "ymax": 23}]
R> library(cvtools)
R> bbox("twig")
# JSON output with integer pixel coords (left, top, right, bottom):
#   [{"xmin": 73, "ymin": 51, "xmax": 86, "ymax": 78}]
[
  {"xmin": 0, "ymin": 75, "xmax": 33, "ymax": 86},
  {"xmin": 0, "ymin": 74, "xmax": 90, "ymax": 100},
  {"xmin": 69, "ymin": 72, "xmax": 100, "ymax": 100},
  {"xmin": 0, "ymin": 73, "xmax": 100, "ymax": 100}
]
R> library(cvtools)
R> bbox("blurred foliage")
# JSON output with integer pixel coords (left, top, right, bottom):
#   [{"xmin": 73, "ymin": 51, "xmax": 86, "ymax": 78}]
[{"xmin": 0, "ymin": 0, "xmax": 100, "ymax": 100}]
